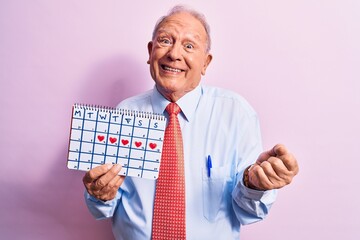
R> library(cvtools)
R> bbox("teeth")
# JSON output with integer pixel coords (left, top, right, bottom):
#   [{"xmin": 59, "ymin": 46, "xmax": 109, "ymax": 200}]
[{"xmin": 163, "ymin": 66, "xmax": 182, "ymax": 72}]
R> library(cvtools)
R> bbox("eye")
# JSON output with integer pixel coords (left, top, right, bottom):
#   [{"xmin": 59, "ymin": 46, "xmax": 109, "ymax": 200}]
[
  {"xmin": 159, "ymin": 38, "xmax": 172, "ymax": 45},
  {"xmin": 185, "ymin": 43, "xmax": 194, "ymax": 49}
]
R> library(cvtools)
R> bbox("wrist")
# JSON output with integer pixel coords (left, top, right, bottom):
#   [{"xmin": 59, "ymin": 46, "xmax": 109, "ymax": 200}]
[
  {"xmin": 243, "ymin": 164, "xmax": 262, "ymax": 190},
  {"xmin": 243, "ymin": 165, "xmax": 252, "ymax": 188}
]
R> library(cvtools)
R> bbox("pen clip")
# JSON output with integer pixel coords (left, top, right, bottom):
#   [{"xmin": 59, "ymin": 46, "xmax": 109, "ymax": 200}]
[{"xmin": 207, "ymin": 155, "xmax": 212, "ymax": 178}]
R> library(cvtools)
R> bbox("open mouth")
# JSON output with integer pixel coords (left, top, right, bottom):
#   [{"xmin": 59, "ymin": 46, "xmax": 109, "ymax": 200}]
[{"xmin": 161, "ymin": 65, "xmax": 184, "ymax": 73}]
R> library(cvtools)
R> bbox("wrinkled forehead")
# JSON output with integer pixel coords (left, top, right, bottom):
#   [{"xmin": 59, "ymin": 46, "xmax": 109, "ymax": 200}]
[{"xmin": 155, "ymin": 13, "xmax": 207, "ymax": 41}]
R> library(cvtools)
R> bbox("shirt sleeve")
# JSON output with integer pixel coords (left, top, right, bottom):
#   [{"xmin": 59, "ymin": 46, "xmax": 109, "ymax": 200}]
[
  {"xmin": 84, "ymin": 190, "xmax": 122, "ymax": 220},
  {"xmin": 231, "ymin": 108, "xmax": 278, "ymax": 225},
  {"xmin": 232, "ymin": 170, "xmax": 277, "ymax": 225}
]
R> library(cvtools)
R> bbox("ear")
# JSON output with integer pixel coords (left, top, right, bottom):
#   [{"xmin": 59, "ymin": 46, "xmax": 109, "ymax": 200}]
[
  {"xmin": 201, "ymin": 53, "xmax": 213, "ymax": 75},
  {"xmin": 147, "ymin": 41, "xmax": 153, "ymax": 64}
]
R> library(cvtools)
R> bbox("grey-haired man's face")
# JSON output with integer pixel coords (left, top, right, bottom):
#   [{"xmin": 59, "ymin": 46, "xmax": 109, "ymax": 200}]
[{"xmin": 147, "ymin": 12, "xmax": 212, "ymax": 102}]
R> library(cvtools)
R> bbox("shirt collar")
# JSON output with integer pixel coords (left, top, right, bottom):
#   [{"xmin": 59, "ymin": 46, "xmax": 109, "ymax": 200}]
[{"xmin": 151, "ymin": 84, "xmax": 202, "ymax": 122}]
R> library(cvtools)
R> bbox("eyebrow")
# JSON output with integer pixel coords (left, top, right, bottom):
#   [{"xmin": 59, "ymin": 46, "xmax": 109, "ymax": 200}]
[{"xmin": 156, "ymin": 28, "xmax": 203, "ymax": 43}]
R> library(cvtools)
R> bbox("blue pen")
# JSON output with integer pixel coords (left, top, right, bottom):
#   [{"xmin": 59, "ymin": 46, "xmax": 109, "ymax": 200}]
[{"xmin": 207, "ymin": 155, "xmax": 212, "ymax": 177}]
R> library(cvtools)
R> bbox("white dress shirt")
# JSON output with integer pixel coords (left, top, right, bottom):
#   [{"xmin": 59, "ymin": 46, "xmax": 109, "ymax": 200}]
[{"xmin": 85, "ymin": 84, "xmax": 277, "ymax": 240}]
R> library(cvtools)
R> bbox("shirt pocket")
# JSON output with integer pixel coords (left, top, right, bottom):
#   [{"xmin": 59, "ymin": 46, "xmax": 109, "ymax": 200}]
[{"xmin": 202, "ymin": 166, "xmax": 227, "ymax": 222}]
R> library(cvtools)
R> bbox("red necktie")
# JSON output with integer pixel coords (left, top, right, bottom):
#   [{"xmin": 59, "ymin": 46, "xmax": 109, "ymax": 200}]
[{"xmin": 151, "ymin": 102, "xmax": 186, "ymax": 239}]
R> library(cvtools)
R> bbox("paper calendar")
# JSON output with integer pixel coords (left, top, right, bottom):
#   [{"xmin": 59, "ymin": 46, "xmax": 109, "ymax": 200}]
[{"xmin": 67, "ymin": 104, "xmax": 167, "ymax": 179}]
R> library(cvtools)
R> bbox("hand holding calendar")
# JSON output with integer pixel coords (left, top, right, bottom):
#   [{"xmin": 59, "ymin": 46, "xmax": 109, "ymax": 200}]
[{"xmin": 83, "ymin": 163, "xmax": 125, "ymax": 201}]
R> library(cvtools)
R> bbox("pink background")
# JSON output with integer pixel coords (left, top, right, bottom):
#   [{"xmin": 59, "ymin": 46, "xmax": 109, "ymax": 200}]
[{"xmin": 1, "ymin": 0, "xmax": 359, "ymax": 239}]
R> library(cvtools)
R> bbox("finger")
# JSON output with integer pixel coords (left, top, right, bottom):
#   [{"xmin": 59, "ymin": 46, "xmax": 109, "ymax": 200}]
[
  {"xmin": 268, "ymin": 157, "xmax": 298, "ymax": 187},
  {"xmin": 93, "ymin": 164, "xmax": 122, "ymax": 190},
  {"xmin": 266, "ymin": 156, "xmax": 290, "ymax": 179},
  {"xmin": 257, "ymin": 144, "xmax": 289, "ymax": 163},
  {"xmin": 273, "ymin": 144, "xmax": 289, "ymax": 157},
  {"xmin": 265, "ymin": 157, "xmax": 297, "ymax": 186},
  {"xmin": 97, "ymin": 175, "xmax": 125, "ymax": 197},
  {"xmin": 107, "ymin": 175, "xmax": 125, "ymax": 190},
  {"xmin": 268, "ymin": 144, "xmax": 298, "ymax": 173},
  {"xmin": 259, "ymin": 161, "xmax": 283, "ymax": 185},
  {"xmin": 83, "ymin": 163, "xmax": 113, "ymax": 184},
  {"xmin": 256, "ymin": 151, "xmax": 273, "ymax": 164},
  {"xmin": 94, "ymin": 176, "xmax": 125, "ymax": 201},
  {"xmin": 276, "ymin": 152, "xmax": 299, "ymax": 174},
  {"xmin": 256, "ymin": 144, "xmax": 287, "ymax": 164},
  {"xmin": 249, "ymin": 165, "xmax": 273, "ymax": 190}
]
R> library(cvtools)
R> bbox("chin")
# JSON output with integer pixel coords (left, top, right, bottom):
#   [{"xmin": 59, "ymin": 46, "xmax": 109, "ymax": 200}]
[
  {"xmin": 156, "ymin": 84, "xmax": 181, "ymax": 100},
  {"xmin": 157, "ymin": 78, "xmax": 181, "ymax": 90}
]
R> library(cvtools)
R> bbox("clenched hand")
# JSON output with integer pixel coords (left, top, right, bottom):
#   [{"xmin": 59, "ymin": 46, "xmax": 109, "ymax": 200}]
[
  {"xmin": 247, "ymin": 144, "xmax": 299, "ymax": 190},
  {"xmin": 83, "ymin": 164, "xmax": 125, "ymax": 201}
]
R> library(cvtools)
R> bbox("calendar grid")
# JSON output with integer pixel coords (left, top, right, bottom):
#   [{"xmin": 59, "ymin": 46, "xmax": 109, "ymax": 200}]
[
  {"xmin": 140, "ymin": 116, "xmax": 151, "ymax": 178},
  {"xmin": 114, "ymin": 113, "xmax": 124, "ymax": 166},
  {"xmin": 125, "ymin": 113, "xmax": 137, "ymax": 177},
  {"xmin": 89, "ymin": 108, "xmax": 99, "ymax": 170},
  {"xmin": 75, "ymin": 108, "xmax": 85, "ymax": 170},
  {"xmin": 102, "ymin": 110, "xmax": 112, "ymax": 166},
  {"xmin": 67, "ymin": 104, "xmax": 167, "ymax": 180}
]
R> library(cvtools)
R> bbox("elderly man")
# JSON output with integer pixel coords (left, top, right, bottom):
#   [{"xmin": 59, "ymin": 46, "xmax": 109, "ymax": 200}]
[{"xmin": 83, "ymin": 5, "xmax": 299, "ymax": 240}]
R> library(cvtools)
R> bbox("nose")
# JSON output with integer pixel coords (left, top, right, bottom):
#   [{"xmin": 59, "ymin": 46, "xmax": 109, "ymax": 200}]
[{"xmin": 167, "ymin": 43, "xmax": 182, "ymax": 61}]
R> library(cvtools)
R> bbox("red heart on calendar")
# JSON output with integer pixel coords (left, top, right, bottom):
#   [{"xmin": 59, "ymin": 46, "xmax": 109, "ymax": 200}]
[
  {"xmin": 97, "ymin": 135, "xmax": 105, "ymax": 142},
  {"xmin": 149, "ymin": 143, "xmax": 157, "ymax": 149},
  {"xmin": 135, "ymin": 141, "xmax": 142, "ymax": 147},
  {"xmin": 121, "ymin": 139, "xmax": 129, "ymax": 145},
  {"xmin": 109, "ymin": 137, "xmax": 117, "ymax": 144}
]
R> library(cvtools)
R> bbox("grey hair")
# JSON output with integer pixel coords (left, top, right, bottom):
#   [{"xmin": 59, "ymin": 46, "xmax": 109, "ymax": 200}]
[{"xmin": 151, "ymin": 5, "xmax": 212, "ymax": 52}]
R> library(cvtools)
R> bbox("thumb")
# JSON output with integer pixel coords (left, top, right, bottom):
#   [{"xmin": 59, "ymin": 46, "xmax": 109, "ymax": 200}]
[
  {"xmin": 256, "ymin": 144, "xmax": 287, "ymax": 164},
  {"xmin": 273, "ymin": 144, "xmax": 288, "ymax": 157},
  {"xmin": 83, "ymin": 163, "xmax": 113, "ymax": 184}
]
